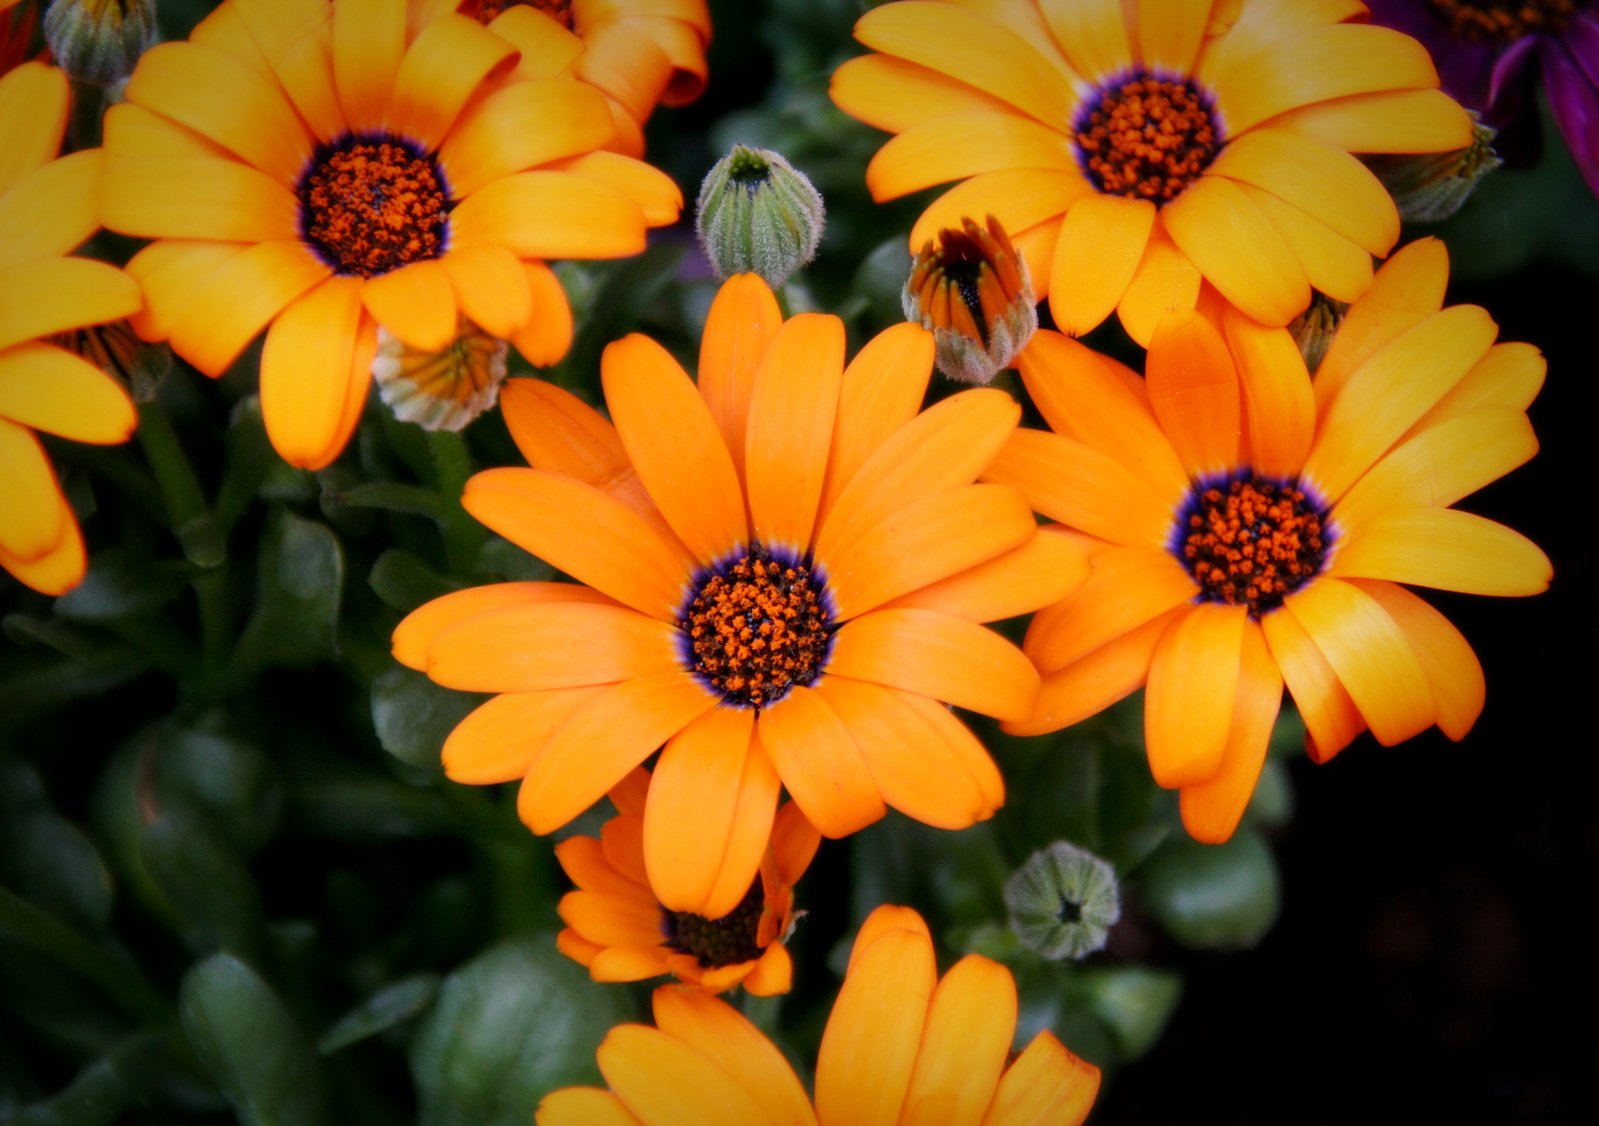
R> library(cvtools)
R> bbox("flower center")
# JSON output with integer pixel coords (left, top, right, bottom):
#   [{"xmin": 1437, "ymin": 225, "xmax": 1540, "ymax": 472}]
[
  {"xmin": 298, "ymin": 133, "xmax": 448, "ymax": 278},
  {"xmin": 1426, "ymin": 0, "xmax": 1574, "ymax": 42},
  {"xmin": 460, "ymin": 0, "xmax": 573, "ymax": 28},
  {"xmin": 679, "ymin": 546, "xmax": 833, "ymax": 709},
  {"xmin": 1173, "ymin": 472, "xmax": 1330, "ymax": 616},
  {"xmin": 662, "ymin": 879, "xmax": 765, "ymax": 968},
  {"xmin": 1074, "ymin": 73, "xmax": 1220, "ymax": 202}
]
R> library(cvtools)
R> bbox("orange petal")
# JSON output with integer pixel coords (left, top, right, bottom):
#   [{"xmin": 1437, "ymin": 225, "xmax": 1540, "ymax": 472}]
[
  {"xmin": 0, "ymin": 417, "xmax": 65, "ymax": 560},
  {"xmin": 486, "ymin": 4, "xmax": 584, "ymax": 80},
  {"xmin": 1049, "ymin": 194, "xmax": 1155, "ymax": 337},
  {"xmin": 0, "ymin": 150, "xmax": 101, "ymax": 269},
  {"xmin": 449, "ymin": 170, "xmax": 647, "ymax": 259},
  {"xmin": 830, "ymin": 52, "xmax": 1013, "ymax": 133},
  {"xmin": 1114, "ymin": 227, "xmax": 1205, "ymax": 348},
  {"xmin": 388, "ymin": 12, "xmax": 515, "ymax": 149},
  {"xmin": 602, "ymin": 333, "xmax": 747, "ymax": 564},
  {"xmin": 979, "ymin": 1030, "xmax": 1100, "ymax": 1126},
  {"xmin": 0, "ymin": 63, "xmax": 67, "ymax": 197},
  {"xmin": 1413, "ymin": 341, "xmax": 1544, "ymax": 430},
  {"xmin": 555, "ymin": 835, "xmax": 647, "ymax": 898},
  {"xmin": 329, "ymin": 0, "xmax": 404, "ymax": 128},
  {"xmin": 103, "ymin": 154, "xmax": 299, "ymax": 243},
  {"xmin": 1327, "ymin": 507, "xmax": 1550, "ymax": 597},
  {"xmin": 0, "ymin": 258, "xmax": 142, "ymax": 354},
  {"xmin": 392, "ymin": 580, "xmax": 614, "ymax": 669},
  {"xmin": 1281, "ymin": 577, "xmax": 1433, "ymax": 746},
  {"xmin": 1146, "ymin": 309, "xmax": 1242, "ymax": 478},
  {"xmin": 229, "ymin": 0, "xmax": 344, "ymax": 141},
  {"xmin": 438, "ymin": 78, "xmax": 614, "ymax": 198},
  {"xmin": 499, "ymin": 379, "xmax": 624, "ymax": 481},
  {"xmin": 1260, "ymin": 603, "xmax": 1367, "ymax": 764},
  {"xmin": 442, "ymin": 686, "xmax": 606, "ymax": 784},
  {"xmin": 0, "ymin": 506, "xmax": 84, "ymax": 596},
  {"xmin": 424, "ymin": 600, "xmax": 680, "ymax": 692},
  {"xmin": 573, "ymin": 20, "xmax": 671, "ymax": 122},
  {"xmin": 586, "ymin": 945, "xmax": 668, "ymax": 984},
  {"xmin": 1023, "ymin": 544, "xmax": 1197, "ymax": 673},
  {"xmin": 745, "ymin": 314, "xmax": 844, "ymax": 553},
  {"xmin": 882, "ymin": 524, "xmax": 1091, "ymax": 623},
  {"xmin": 598, "ymin": 1024, "xmax": 770, "ymax": 1125},
  {"xmin": 848, "ymin": 904, "xmax": 932, "ymax": 971},
  {"xmin": 510, "ymin": 259, "xmax": 575, "ymax": 367},
  {"xmin": 1007, "ymin": 606, "xmax": 1183, "ymax": 737},
  {"xmin": 1145, "ymin": 603, "xmax": 1243, "ymax": 788},
  {"xmin": 462, "ymin": 467, "xmax": 693, "ymax": 619},
  {"xmin": 651, "ymin": 990, "xmax": 817, "ymax": 1124},
  {"xmin": 1137, "ymin": 0, "xmax": 1212, "ymax": 74},
  {"xmin": 1160, "ymin": 175, "xmax": 1308, "ymax": 327},
  {"xmin": 0, "ymin": 343, "xmax": 135, "ymax": 445},
  {"xmin": 544, "ymin": 151, "xmax": 684, "ymax": 228},
  {"xmin": 757, "ymin": 686, "xmax": 886, "ymax": 838},
  {"xmin": 601, "ymin": 812, "xmax": 650, "ymax": 887},
  {"xmin": 1221, "ymin": 304, "xmax": 1314, "ymax": 478},
  {"xmin": 517, "ymin": 671, "xmax": 719, "ymax": 834},
  {"xmin": 695, "ymin": 273, "xmax": 782, "ymax": 481},
  {"xmin": 828, "ymin": 608, "xmax": 1039, "ymax": 722},
  {"xmin": 740, "ymin": 943, "xmax": 793, "ymax": 997},
  {"xmin": 1040, "ymin": 0, "xmax": 1131, "ymax": 79},
  {"xmin": 1350, "ymin": 579, "xmax": 1484, "ymax": 742},
  {"xmin": 440, "ymin": 243, "xmax": 532, "ymax": 340},
  {"xmin": 1178, "ymin": 620, "xmax": 1283, "ymax": 843},
  {"xmin": 360, "ymin": 259, "xmax": 457, "ymax": 351},
  {"xmin": 908, "ymin": 168, "xmax": 1090, "ymax": 254},
  {"xmin": 822, "ymin": 322, "xmax": 935, "ymax": 519},
  {"xmin": 814, "ymin": 924, "xmax": 936, "ymax": 1126},
  {"xmin": 900, "ymin": 954, "xmax": 1017, "ymax": 1126},
  {"xmin": 1232, "ymin": 181, "xmax": 1373, "ymax": 304},
  {"xmin": 123, "ymin": 239, "xmax": 240, "ymax": 344},
  {"xmin": 559, "ymin": 890, "xmax": 668, "ymax": 950},
  {"xmin": 866, "ymin": 111, "xmax": 1076, "ymax": 200},
  {"xmin": 1273, "ymin": 88, "xmax": 1473, "ymax": 154},
  {"xmin": 258, "ymin": 276, "xmax": 366, "ymax": 470},
  {"xmin": 536, "ymin": 1086, "xmax": 643, "ymax": 1126},
  {"xmin": 167, "ymin": 239, "xmax": 330, "ymax": 377}
]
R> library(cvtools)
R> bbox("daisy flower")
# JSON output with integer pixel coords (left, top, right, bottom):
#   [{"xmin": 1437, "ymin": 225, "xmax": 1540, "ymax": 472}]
[
  {"xmin": 537, "ymin": 904, "xmax": 1102, "ymax": 1126},
  {"xmin": 0, "ymin": 61, "xmax": 141, "ymax": 595},
  {"xmin": 553, "ymin": 767, "xmax": 819, "ymax": 996},
  {"xmin": 1365, "ymin": 0, "xmax": 1599, "ymax": 200},
  {"xmin": 831, "ymin": 0, "xmax": 1475, "ymax": 343},
  {"xmin": 393, "ymin": 273, "xmax": 1089, "ymax": 918},
  {"xmin": 103, "ymin": 0, "xmax": 681, "ymax": 469},
  {"xmin": 443, "ymin": 0, "xmax": 713, "ymax": 157},
  {"xmin": 984, "ymin": 238, "xmax": 1551, "ymax": 843}
]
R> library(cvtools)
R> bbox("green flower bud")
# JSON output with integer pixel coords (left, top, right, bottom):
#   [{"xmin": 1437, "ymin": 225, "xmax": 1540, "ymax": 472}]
[
  {"xmin": 903, "ymin": 214, "xmax": 1037, "ymax": 385},
  {"xmin": 43, "ymin": 0, "xmax": 156, "ymax": 88},
  {"xmin": 372, "ymin": 319, "xmax": 508, "ymax": 433},
  {"xmin": 1288, "ymin": 293, "xmax": 1348, "ymax": 375},
  {"xmin": 1004, "ymin": 840, "xmax": 1121, "ymax": 961},
  {"xmin": 695, "ymin": 145, "xmax": 824, "ymax": 288},
  {"xmin": 1365, "ymin": 114, "xmax": 1501, "ymax": 224}
]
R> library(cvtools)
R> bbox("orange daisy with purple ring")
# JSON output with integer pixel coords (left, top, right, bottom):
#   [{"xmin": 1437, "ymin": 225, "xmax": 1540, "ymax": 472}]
[{"xmin": 394, "ymin": 272, "xmax": 1089, "ymax": 918}]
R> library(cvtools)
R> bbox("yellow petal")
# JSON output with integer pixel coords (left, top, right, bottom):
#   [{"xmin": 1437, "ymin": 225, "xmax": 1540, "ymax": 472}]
[
  {"xmin": 979, "ymin": 1030, "xmax": 1100, "ymax": 1126},
  {"xmin": 0, "ymin": 150, "xmax": 101, "ymax": 269},
  {"xmin": 1023, "ymin": 544, "xmax": 1198, "ymax": 674},
  {"xmin": 650, "ymin": 991, "xmax": 818, "ymax": 1126},
  {"xmin": 360, "ymin": 259, "xmax": 457, "ymax": 351},
  {"xmin": 510, "ymin": 259, "xmax": 575, "ymax": 367},
  {"xmin": 0, "ymin": 416, "xmax": 65, "ymax": 561},
  {"xmin": 0, "ymin": 258, "xmax": 142, "ymax": 355},
  {"xmin": 1328, "ymin": 507, "xmax": 1550, "ymax": 597},
  {"xmin": 258, "ymin": 277, "xmax": 367, "ymax": 469},
  {"xmin": 332, "ymin": 0, "xmax": 406, "ymax": 130},
  {"xmin": 388, "ymin": 12, "xmax": 515, "ymax": 149},
  {"xmin": 441, "ymin": 243, "xmax": 532, "ymax": 340},
  {"xmin": 450, "ymin": 170, "xmax": 648, "ymax": 259},
  {"xmin": 104, "ymin": 154, "xmax": 299, "ymax": 243},
  {"xmin": 168, "ymin": 240, "xmax": 330, "ymax": 377},
  {"xmin": 1145, "ymin": 602, "xmax": 1243, "ymax": 788},
  {"xmin": 230, "ymin": 0, "xmax": 345, "ymax": 141},
  {"xmin": 0, "ymin": 343, "xmax": 135, "ymax": 445},
  {"xmin": 598, "ymin": 1024, "xmax": 771, "ymax": 1126},
  {"xmin": 866, "ymin": 111, "xmax": 1075, "ymax": 201},
  {"xmin": 830, "ymin": 53, "xmax": 1013, "ymax": 134},
  {"xmin": 1049, "ymin": 194, "xmax": 1156, "ymax": 337},
  {"xmin": 1220, "ymin": 304, "xmax": 1315, "ymax": 478},
  {"xmin": 1273, "ymin": 88, "xmax": 1473, "ymax": 154},
  {"xmin": 0, "ymin": 63, "xmax": 68, "ymax": 197},
  {"xmin": 1178, "ymin": 620, "xmax": 1282, "ymax": 843},
  {"xmin": 1160, "ymin": 175, "xmax": 1309, "ymax": 326},
  {"xmin": 900, "ymin": 954, "xmax": 1017, "ymax": 1126},
  {"xmin": 438, "ymin": 78, "xmax": 614, "ymax": 199},
  {"xmin": 1350, "ymin": 579, "xmax": 1484, "ymax": 741}
]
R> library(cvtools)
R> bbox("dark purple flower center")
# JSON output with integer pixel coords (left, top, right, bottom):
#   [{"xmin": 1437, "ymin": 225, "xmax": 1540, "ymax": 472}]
[
  {"xmin": 662, "ymin": 879, "xmax": 765, "ymax": 967},
  {"xmin": 1074, "ymin": 72, "xmax": 1221, "ymax": 202},
  {"xmin": 298, "ymin": 133, "xmax": 448, "ymax": 277},
  {"xmin": 1426, "ymin": 0, "xmax": 1575, "ymax": 43},
  {"xmin": 1172, "ymin": 472, "xmax": 1332, "ymax": 617}
]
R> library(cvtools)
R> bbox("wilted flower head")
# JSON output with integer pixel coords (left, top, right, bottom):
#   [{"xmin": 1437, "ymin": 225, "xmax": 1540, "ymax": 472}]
[
  {"xmin": 696, "ymin": 144, "xmax": 825, "ymax": 288},
  {"xmin": 371, "ymin": 320, "xmax": 508, "ymax": 433},
  {"xmin": 904, "ymin": 214, "xmax": 1036, "ymax": 385}
]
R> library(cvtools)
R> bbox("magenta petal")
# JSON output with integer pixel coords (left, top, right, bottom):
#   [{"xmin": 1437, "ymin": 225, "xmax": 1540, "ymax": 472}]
[{"xmin": 1542, "ymin": 37, "xmax": 1599, "ymax": 201}]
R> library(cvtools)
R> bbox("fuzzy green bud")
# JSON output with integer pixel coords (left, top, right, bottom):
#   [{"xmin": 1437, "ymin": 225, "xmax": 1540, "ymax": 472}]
[
  {"xmin": 1365, "ymin": 115, "xmax": 1501, "ymax": 224},
  {"xmin": 43, "ymin": 0, "xmax": 156, "ymax": 87},
  {"xmin": 696, "ymin": 145, "xmax": 824, "ymax": 289},
  {"xmin": 1004, "ymin": 840, "xmax": 1121, "ymax": 961}
]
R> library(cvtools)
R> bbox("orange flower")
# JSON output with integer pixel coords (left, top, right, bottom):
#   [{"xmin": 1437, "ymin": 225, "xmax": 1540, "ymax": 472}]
[
  {"xmin": 0, "ymin": 62, "xmax": 140, "ymax": 594},
  {"xmin": 442, "ymin": 0, "xmax": 712, "ymax": 156},
  {"xmin": 832, "ymin": 0, "xmax": 1475, "ymax": 343},
  {"xmin": 554, "ymin": 767, "xmax": 819, "ymax": 995},
  {"xmin": 537, "ymin": 904, "xmax": 1102, "ymax": 1126},
  {"xmin": 394, "ymin": 272, "xmax": 1089, "ymax": 918},
  {"xmin": 985, "ymin": 238, "xmax": 1552, "ymax": 843},
  {"xmin": 103, "ymin": 0, "xmax": 681, "ymax": 469}
]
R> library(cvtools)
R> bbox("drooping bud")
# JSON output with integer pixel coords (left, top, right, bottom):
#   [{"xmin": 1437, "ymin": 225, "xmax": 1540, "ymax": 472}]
[
  {"xmin": 695, "ymin": 144, "xmax": 825, "ymax": 289},
  {"xmin": 1365, "ymin": 115, "xmax": 1501, "ymax": 223},
  {"xmin": 43, "ymin": 0, "xmax": 156, "ymax": 87},
  {"xmin": 372, "ymin": 320, "xmax": 508, "ymax": 433},
  {"xmin": 903, "ymin": 214, "xmax": 1036, "ymax": 385},
  {"xmin": 1288, "ymin": 293, "xmax": 1348, "ymax": 375},
  {"xmin": 1004, "ymin": 840, "xmax": 1121, "ymax": 960}
]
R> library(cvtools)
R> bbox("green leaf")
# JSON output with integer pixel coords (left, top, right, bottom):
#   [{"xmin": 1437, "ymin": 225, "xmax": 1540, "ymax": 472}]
[
  {"xmin": 0, "ymin": 886, "xmax": 169, "ymax": 1022},
  {"xmin": 370, "ymin": 666, "xmax": 481, "ymax": 773},
  {"xmin": 53, "ymin": 549, "xmax": 192, "ymax": 624},
  {"xmin": 1, "ymin": 1059, "xmax": 127, "ymax": 1126},
  {"xmin": 178, "ymin": 954, "xmax": 332, "ymax": 1126},
  {"xmin": 153, "ymin": 717, "xmax": 282, "ymax": 858},
  {"xmin": 1077, "ymin": 965, "xmax": 1183, "ymax": 1060},
  {"xmin": 1135, "ymin": 830, "xmax": 1281, "ymax": 950},
  {"xmin": 317, "ymin": 974, "xmax": 440, "ymax": 1055},
  {"xmin": 0, "ymin": 767, "xmax": 113, "ymax": 933},
  {"xmin": 139, "ymin": 810, "xmax": 265, "ymax": 961},
  {"xmin": 235, "ymin": 510, "xmax": 345, "ymax": 669},
  {"xmin": 368, "ymin": 550, "xmax": 458, "ymax": 613},
  {"xmin": 410, "ymin": 939, "xmax": 626, "ymax": 1126}
]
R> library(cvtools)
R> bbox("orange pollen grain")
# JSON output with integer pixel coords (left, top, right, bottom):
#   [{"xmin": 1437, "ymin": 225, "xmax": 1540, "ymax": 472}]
[
  {"xmin": 663, "ymin": 879, "xmax": 766, "ymax": 967},
  {"xmin": 1426, "ymin": 0, "xmax": 1574, "ymax": 42},
  {"xmin": 1075, "ymin": 75, "xmax": 1219, "ymax": 202},
  {"xmin": 682, "ymin": 552, "xmax": 830, "ymax": 709},
  {"xmin": 461, "ymin": 0, "xmax": 573, "ymax": 28},
  {"xmin": 1180, "ymin": 477, "xmax": 1326, "ymax": 615},
  {"xmin": 300, "ymin": 139, "xmax": 447, "ymax": 278}
]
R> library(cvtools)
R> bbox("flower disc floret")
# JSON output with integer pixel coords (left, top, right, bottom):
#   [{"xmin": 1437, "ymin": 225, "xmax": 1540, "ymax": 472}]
[
  {"xmin": 299, "ymin": 134, "xmax": 448, "ymax": 278},
  {"xmin": 1174, "ymin": 472, "xmax": 1331, "ymax": 616},
  {"xmin": 663, "ymin": 880, "xmax": 765, "ymax": 968},
  {"xmin": 1426, "ymin": 0, "xmax": 1574, "ymax": 42},
  {"xmin": 1074, "ymin": 73, "xmax": 1221, "ymax": 202},
  {"xmin": 679, "ymin": 546, "xmax": 834, "ymax": 709}
]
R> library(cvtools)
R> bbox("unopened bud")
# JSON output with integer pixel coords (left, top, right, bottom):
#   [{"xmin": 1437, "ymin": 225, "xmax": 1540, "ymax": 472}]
[
  {"xmin": 1004, "ymin": 840, "xmax": 1120, "ymax": 960},
  {"xmin": 43, "ymin": 0, "xmax": 156, "ymax": 87},
  {"xmin": 372, "ymin": 320, "xmax": 508, "ymax": 432},
  {"xmin": 1288, "ymin": 293, "xmax": 1348, "ymax": 375},
  {"xmin": 696, "ymin": 145, "xmax": 825, "ymax": 288},
  {"xmin": 903, "ymin": 214, "xmax": 1036, "ymax": 385},
  {"xmin": 1365, "ymin": 115, "xmax": 1501, "ymax": 223}
]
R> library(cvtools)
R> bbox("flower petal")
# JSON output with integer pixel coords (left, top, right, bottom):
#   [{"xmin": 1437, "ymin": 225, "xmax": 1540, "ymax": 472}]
[
  {"xmin": 0, "ymin": 510, "xmax": 84, "ymax": 596},
  {"xmin": 822, "ymin": 322, "xmax": 934, "ymax": 518},
  {"xmin": 979, "ymin": 1031, "xmax": 1100, "ymax": 1126},
  {"xmin": 0, "ymin": 417, "xmax": 64, "ymax": 561},
  {"xmin": 697, "ymin": 273, "xmax": 783, "ymax": 483},
  {"xmin": 510, "ymin": 259, "xmax": 576, "ymax": 367},
  {"xmin": 104, "ymin": 154, "xmax": 300, "ymax": 243},
  {"xmin": 1161, "ymin": 175, "xmax": 1309, "ymax": 326},
  {"xmin": 1048, "ymin": 194, "xmax": 1156, "ymax": 337},
  {"xmin": 908, "ymin": 168, "xmax": 1091, "ymax": 253},
  {"xmin": 1145, "ymin": 602, "xmax": 1243, "ymax": 788},
  {"xmin": 1273, "ymin": 88, "xmax": 1473, "ymax": 153},
  {"xmin": 745, "ymin": 314, "xmax": 844, "ymax": 554},
  {"xmin": 537, "ymin": 1087, "xmax": 643, "ymax": 1126},
  {"xmin": 1178, "ymin": 620, "xmax": 1282, "ymax": 844},
  {"xmin": 830, "ymin": 52, "xmax": 1014, "ymax": 134},
  {"xmin": 651, "ymin": 991, "xmax": 818, "ymax": 1126},
  {"xmin": 982, "ymin": 428, "xmax": 1175, "ymax": 550},
  {"xmin": 168, "ymin": 240, "xmax": 330, "ymax": 376},
  {"xmin": 1137, "ymin": 0, "xmax": 1211, "ymax": 75},
  {"xmin": 556, "ymin": 835, "xmax": 646, "ymax": 898},
  {"xmin": 598, "ymin": 1024, "xmax": 771, "ymax": 1126},
  {"xmin": 392, "ymin": 580, "xmax": 614, "ymax": 669},
  {"xmin": 450, "ymin": 171, "xmax": 648, "ymax": 259},
  {"xmin": 883, "ymin": 524, "xmax": 1091, "ymax": 623},
  {"xmin": 1221, "ymin": 304, "xmax": 1315, "ymax": 478},
  {"xmin": 0, "ymin": 64, "xmax": 66, "ymax": 197},
  {"xmin": 865, "ymin": 111, "xmax": 1076, "ymax": 201},
  {"xmin": 1415, "ymin": 341, "xmax": 1544, "ymax": 429},
  {"xmin": 330, "ymin": 0, "xmax": 405, "ymax": 129},
  {"xmin": 440, "ymin": 243, "xmax": 531, "ymax": 340},
  {"xmin": 518, "ymin": 672, "xmax": 719, "ymax": 834},
  {"xmin": 1260, "ymin": 602, "xmax": 1366, "ymax": 763},
  {"xmin": 603, "ymin": 333, "xmax": 747, "ymax": 564},
  {"xmin": 757, "ymin": 686, "xmax": 886, "ymax": 838},
  {"xmin": 1233, "ymin": 180, "xmax": 1372, "ymax": 304},
  {"xmin": 1040, "ymin": 0, "xmax": 1131, "ymax": 81},
  {"xmin": 1114, "ymin": 227, "xmax": 1204, "ymax": 348},
  {"xmin": 545, "ymin": 151, "xmax": 684, "ymax": 227},
  {"xmin": 1024, "ymin": 544, "xmax": 1197, "ymax": 673},
  {"xmin": 0, "ymin": 343, "xmax": 135, "ymax": 445},
  {"xmin": 360, "ymin": 259, "xmax": 457, "ymax": 351},
  {"xmin": 1328, "ymin": 507, "xmax": 1551, "ymax": 597},
  {"xmin": 828, "ymin": 608, "xmax": 1039, "ymax": 722},
  {"xmin": 258, "ymin": 276, "xmax": 366, "ymax": 469},
  {"xmin": 442, "ymin": 686, "xmax": 606, "ymax": 784},
  {"xmin": 388, "ymin": 12, "xmax": 515, "ymax": 149},
  {"xmin": 0, "ymin": 150, "xmax": 100, "ymax": 269},
  {"xmin": 900, "ymin": 954, "xmax": 1016, "ymax": 1126},
  {"xmin": 1351, "ymin": 579, "xmax": 1484, "ymax": 742},
  {"xmin": 1146, "ymin": 309, "xmax": 1243, "ymax": 478},
  {"xmin": 438, "ymin": 78, "xmax": 614, "ymax": 198},
  {"xmin": 230, "ymin": 0, "xmax": 345, "ymax": 140},
  {"xmin": 0, "ymin": 258, "xmax": 142, "ymax": 354},
  {"xmin": 123, "ymin": 240, "xmax": 240, "ymax": 344}
]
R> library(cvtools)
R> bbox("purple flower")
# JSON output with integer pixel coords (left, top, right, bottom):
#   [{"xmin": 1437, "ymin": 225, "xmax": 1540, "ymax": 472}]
[{"xmin": 1365, "ymin": 0, "xmax": 1599, "ymax": 199}]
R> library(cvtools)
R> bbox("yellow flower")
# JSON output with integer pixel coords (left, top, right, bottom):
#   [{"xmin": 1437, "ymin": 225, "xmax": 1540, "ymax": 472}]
[
  {"xmin": 832, "ymin": 0, "xmax": 1475, "ymax": 343},
  {"xmin": 985, "ymin": 238, "xmax": 1551, "ymax": 843},
  {"xmin": 554, "ymin": 767, "xmax": 818, "ymax": 996},
  {"xmin": 537, "ymin": 904, "xmax": 1102, "ymax": 1126},
  {"xmin": 394, "ymin": 273, "xmax": 1088, "ymax": 918},
  {"xmin": 103, "ymin": 0, "xmax": 681, "ymax": 469},
  {"xmin": 440, "ymin": 0, "xmax": 712, "ymax": 156},
  {"xmin": 0, "ymin": 62, "xmax": 140, "ymax": 594}
]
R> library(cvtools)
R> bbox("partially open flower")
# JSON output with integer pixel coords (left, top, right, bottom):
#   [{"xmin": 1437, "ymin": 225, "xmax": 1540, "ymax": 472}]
[
  {"xmin": 904, "ymin": 214, "xmax": 1036, "ymax": 385},
  {"xmin": 552, "ymin": 767, "xmax": 819, "ymax": 995},
  {"xmin": 372, "ymin": 319, "xmax": 508, "ymax": 433}
]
